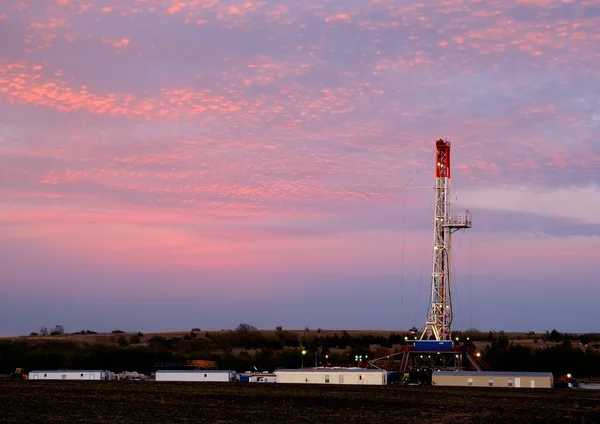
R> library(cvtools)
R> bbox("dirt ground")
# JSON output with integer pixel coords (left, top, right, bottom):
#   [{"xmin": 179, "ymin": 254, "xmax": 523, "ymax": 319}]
[{"xmin": 2, "ymin": 381, "xmax": 600, "ymax": 423}]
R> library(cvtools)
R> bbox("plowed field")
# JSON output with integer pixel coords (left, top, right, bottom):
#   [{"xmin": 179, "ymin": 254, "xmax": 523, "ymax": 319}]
[{"xmin": 2, "ymin": 381, "xmax": 599, "ymax": 423}]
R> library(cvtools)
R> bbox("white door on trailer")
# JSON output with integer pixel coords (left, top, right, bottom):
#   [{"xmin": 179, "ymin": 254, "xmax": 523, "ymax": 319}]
[
  {"xmin": 530, "ymin": 379, "xmax": 535, "ymax": 388},
  {"xmin": 515, "ymin": 378, "xmax": 521, "ymax": 388}
]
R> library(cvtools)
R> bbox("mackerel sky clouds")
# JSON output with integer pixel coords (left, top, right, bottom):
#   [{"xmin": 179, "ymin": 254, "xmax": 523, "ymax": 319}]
[{"xmin": 0, "ymin": 0, "xmax": 599, "ymax": 335}]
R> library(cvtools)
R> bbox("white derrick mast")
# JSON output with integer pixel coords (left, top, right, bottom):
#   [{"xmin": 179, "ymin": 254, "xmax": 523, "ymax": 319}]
[{"xmin": 420, "ymin": 139, "xmax": 472, "ymax": 341}]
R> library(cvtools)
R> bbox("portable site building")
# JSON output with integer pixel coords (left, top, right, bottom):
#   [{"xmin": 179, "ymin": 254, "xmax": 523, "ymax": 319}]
[
  {"xmin": 155, "ymin": 370, "xmax": 236, "ymax": 382},
  {"xmin": 251, "ymin": 374, "xmax": 276, "ymax": 383},
  {"xmin": 432, "ymin": 371, "xmax": 554, "ymax": 389},
  {"xmin": 275, "ymin": 369, "xmax": 388, "ymax": 385},
  {"xmin": 28, "ymin": 370, "xmax": 107, "ymax": 380},
  {"xmin": 239, "ymin": 373, "xmax": 276, "ymax": 383}
]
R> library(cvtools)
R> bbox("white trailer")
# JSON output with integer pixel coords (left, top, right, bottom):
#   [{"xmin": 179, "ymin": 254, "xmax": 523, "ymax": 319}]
[
  {"xmin": 28, "ymin": 370, "xmax": 107, "ymax": 380},
  {"xmin": 275, "ymin": 368, "xmax": 388, "ymax": 385},
  {"xmin": 155, "ymin": 370, "xmax": 236, "ymax": 382},
  {"xmin": 250, "ymin": 374, "xmax": 276, "ymax": 383}
]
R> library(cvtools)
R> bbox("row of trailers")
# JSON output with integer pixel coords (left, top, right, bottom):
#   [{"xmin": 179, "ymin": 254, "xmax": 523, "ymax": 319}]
[
  {"xmin": 155, "ymin": 369, "xmax": 393, "ymax": 385},
  {"xmin": 154, "ymin": 369, "xmax": 554, "ymax": 388},
  {"xmin": 26, "ymin": 368, "xmax": 554, "ymax": 388},
  {"xmin": 27, "ymin": 369, "xmax": 394, "ymax": 385}
]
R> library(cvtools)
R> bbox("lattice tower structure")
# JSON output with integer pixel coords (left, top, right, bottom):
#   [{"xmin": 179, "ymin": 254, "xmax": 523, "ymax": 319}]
[{"xmin": 420, "ymin": 139, "xmax": 472, "ymax": 341}]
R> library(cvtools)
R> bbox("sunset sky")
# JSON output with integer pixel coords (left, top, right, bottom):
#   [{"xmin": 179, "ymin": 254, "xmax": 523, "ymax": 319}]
[{"xmin": 1, "ymin": 0, "xmax": 599, "ymax": 336}]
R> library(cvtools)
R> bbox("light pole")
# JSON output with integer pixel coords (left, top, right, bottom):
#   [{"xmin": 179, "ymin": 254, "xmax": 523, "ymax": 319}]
[
  {"xmin": 355, "ymin": 355, "xmax": 363, "ymax": 367},
  {"xmin": 301, "ymin": 350, "xmax": 306, "ymax": 368}
]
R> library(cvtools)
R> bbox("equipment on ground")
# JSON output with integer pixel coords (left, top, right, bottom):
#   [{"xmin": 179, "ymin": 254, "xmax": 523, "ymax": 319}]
[
  {"xmin": 554, "ymin": 374, "xmax": 579, "ymax": 388},
  {"xmin": 187, "ymin": 360, "xmax": 218, "ymax": 370},
  {"xmin": 8, "ymin": 368, "xmax": 28, "ymax": 380}
]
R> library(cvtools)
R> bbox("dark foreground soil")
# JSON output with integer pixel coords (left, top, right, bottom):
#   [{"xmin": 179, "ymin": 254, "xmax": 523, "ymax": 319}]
[{"xmin": 2, "ymin": 381, "xmax": 600, "ymax": 423}]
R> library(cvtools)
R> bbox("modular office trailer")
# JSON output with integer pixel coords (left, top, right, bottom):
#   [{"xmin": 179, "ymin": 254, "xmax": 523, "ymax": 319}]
[
  {"xmin": 155, "ymin": 370, "xmax": 236, "ymax": 382},
  {"xmin": 29, "ymin": 370, "xmax": 107, "ymax": 380},
  {"xmin": 239, "ymin": 373, "xmax": 277, "ymax": 383},
  {"xmin": 432, "ymin": 371, "xmax": 553, "ymax": 388},
  {"xmin": 275, "ymin": 369, "xmax": 388, "ymax": 385}
]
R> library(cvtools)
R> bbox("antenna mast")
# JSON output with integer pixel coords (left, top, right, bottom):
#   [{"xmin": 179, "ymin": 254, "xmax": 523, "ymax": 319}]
[{"xmin": 421, "ymin": 139, "xmax": 472, "ymax": 341}]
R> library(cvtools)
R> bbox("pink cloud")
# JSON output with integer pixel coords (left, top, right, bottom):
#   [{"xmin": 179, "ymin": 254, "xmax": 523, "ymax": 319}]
[
  {"xmin": 167, "ymin": 2, "xmax": 186, "ymax": 15},
  {"xmin": 325, "ymin": 13, "xmax": 351, "ymax": 23},
  {"xmin": 101, "ymin": 37, "xmax": 131, "ymax": 49}
]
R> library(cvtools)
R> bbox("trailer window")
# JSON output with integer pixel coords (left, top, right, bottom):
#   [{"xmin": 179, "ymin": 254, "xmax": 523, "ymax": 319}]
[
  {"xmin": 325, "ymin": 375, "xmax": 330, "ymax": 384},
  {"xmin": 508, "ymin": 379, "xmax": 514, "ymax": 387},
  {"xmin": 488, "ymin": 378, "xmax": 494, "ymax": 387},
  {"xmin": 204, "ymin": 374, "xmax": 207, "ymax": 377},
  {"xmin": 81, "ymin": 373, "xmax": 84, "ymax": 377},
  {"xmin": 467, "ymin": 378, "xmax": 473, "ymax": 386}
]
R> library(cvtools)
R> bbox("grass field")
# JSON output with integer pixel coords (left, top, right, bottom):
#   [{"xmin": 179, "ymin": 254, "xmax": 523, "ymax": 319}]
[{"xmin": 2, "ymin": 381, "xmax": 600, "ymax": 423}]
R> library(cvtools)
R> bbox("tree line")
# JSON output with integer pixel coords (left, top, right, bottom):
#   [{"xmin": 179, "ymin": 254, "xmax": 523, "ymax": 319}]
[
  {"xmin": 2, "ymin": 325, "xmax": 599, "ymax": 377},
  {"xmin": 484, "ymin": 332, "xmax": 600, "ymax": 377}
]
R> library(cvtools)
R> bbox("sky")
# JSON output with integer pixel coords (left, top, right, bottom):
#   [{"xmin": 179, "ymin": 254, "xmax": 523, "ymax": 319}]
[{"xmin": 1, "ymin": 0, "xmax": 599, "ymax": 336}]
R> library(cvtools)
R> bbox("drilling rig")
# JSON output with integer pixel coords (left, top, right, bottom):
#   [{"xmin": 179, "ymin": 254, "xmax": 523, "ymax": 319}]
[
  {"xmin": 421, "ymin": 139, "xmax": 471, "ymax": 341},
  {"xmin": 369, "ymin": 139, "xmax": 488, "ymax": 381}
]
